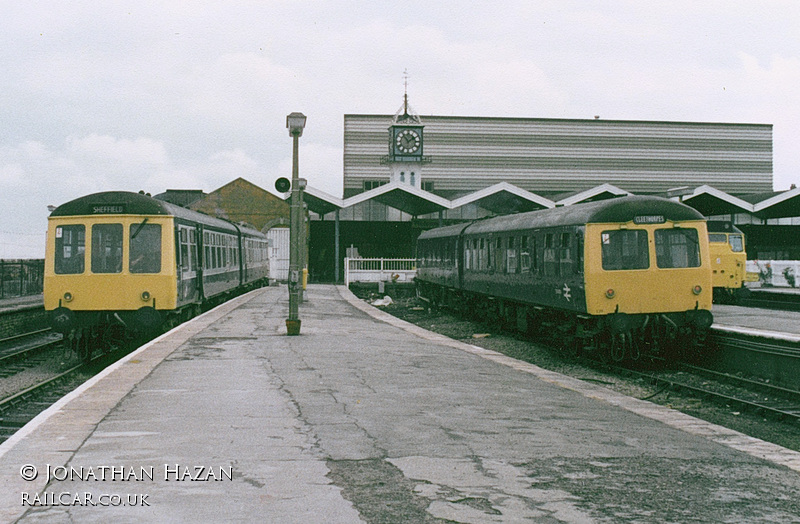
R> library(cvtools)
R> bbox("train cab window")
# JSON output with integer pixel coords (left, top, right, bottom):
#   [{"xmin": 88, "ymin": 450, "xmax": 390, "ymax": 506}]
[
  {"xmin": 655, "ymin": 229, "xmax": 700, "ymax": 269},
  {"xmin": 130, "ymin": 223, "xmax": 162, "ymax": 273},
  {"xmin": 91, "ymin": 224, "xmax": 123, "ymax": 273},
  {"xmin": 708, "ymin": 234, "xmax": 727, "ymax": 243},
  {"xmin": 729, "ymin": 234, "xmax": 744, "ymax": 253},
  {"xmin": 54, "ymin": 225, "xmax": 85, "ymax": 274},
  {"xmin": 601, "ymin": 230, "xmax": 649, "ymax": 270}
]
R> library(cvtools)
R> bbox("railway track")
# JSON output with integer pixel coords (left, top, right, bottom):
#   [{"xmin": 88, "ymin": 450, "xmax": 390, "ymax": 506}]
[
  {"xmin": 619, "ymin": 361, "xmax": 800, "ymax": 424},
  {"xmin": 0, "ymin": 328, "xmax": 64, "ymax": 377},
  {"xmin": 0, "ymin": 364, "xmax": 87, "ymax": 441},
  {"xmin": 0, "ymin": 329, "xmax": 131, "ymax": 444}
]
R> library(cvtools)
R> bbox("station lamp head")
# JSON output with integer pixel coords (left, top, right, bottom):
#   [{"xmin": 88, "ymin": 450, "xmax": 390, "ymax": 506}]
[{"xmin": 286, "ymin": 112, "xmax": 307, "ymax": 137}]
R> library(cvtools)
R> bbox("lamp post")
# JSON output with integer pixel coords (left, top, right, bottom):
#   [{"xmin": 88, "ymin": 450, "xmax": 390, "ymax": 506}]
[{"xmin": 286, "ymin": 112, "xmax": 307, "ymax": 335}]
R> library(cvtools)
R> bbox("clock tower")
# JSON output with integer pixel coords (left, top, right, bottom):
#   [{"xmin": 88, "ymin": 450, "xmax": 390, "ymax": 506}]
[{"xmin": 383, "ymin": 74, "xmax": 430, "ymax": 189}]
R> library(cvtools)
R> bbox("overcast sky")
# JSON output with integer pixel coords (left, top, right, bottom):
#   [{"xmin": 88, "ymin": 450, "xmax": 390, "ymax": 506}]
[{"xmin": 2, "ymin": 1, "xmax": 799, "ymax": 258}]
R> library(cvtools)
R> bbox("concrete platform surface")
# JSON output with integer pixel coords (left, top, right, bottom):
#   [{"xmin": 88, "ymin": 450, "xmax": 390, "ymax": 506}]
[
  {"xmin": 1, "ymin": 284, "xmax": 800, "ymax": 523},
  {"xmin": 713, "ymin": 304, "xmax": 800, "ymax": 341}
]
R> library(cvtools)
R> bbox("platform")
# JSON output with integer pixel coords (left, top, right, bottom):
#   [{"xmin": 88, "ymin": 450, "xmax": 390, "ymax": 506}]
[
  {"xmin": 2, "ymin": 285, "xmax": 800, "ymax": 522},
  {"xmin": 0, "ymin": 294, "xmax": 43, "ymax": 315},
  {"xmin": 713, "ymin": 303, "xmax": 800, "ymax": 342}
]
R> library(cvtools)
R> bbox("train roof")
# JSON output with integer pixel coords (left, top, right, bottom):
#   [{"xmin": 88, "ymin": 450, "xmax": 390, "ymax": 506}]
[
  {"xmin": 418, "ymin": 196, "xmax": 705, "ymax": 240},
  {"xmin": 49, "ymin": 191, "xmax": 264, "ymax": 237}
]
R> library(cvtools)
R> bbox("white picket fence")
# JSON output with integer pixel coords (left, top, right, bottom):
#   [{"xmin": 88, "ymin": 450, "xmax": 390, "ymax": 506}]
[
  {"xmin": 344, "ymin": 258, "xmax": 417, "ymax": 286},
  {"xmin": 746, "ymin": 260, "xmax": 799, "ymax": 288}
]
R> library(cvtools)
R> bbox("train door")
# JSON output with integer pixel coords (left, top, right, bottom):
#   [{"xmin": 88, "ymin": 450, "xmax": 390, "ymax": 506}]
[{"xmin": 196, "ymin": 224, "xmax": 205, "ymax": 300}]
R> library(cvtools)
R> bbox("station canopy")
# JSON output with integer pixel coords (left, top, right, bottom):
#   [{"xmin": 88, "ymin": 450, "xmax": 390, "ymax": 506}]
[{"xmin": 294, "ymin": 181, "xmax": 800, "ymax": 220}]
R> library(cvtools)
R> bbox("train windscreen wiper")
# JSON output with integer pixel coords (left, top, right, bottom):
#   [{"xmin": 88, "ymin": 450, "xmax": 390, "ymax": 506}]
[{"xmin": 131, "ymin": 218, "xmax": 149, "ymax": 240}]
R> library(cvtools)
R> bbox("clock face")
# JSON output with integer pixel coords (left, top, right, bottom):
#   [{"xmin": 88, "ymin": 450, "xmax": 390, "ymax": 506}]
[{"xmin": 395, "ymin": 129, "xmax": 421, "ymax": 154}]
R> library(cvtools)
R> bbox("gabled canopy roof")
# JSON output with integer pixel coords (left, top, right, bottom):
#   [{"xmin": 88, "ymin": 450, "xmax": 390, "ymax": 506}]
[
  {"xmin": 752, "ymin": 186, "xmax": 800, "ymax": 219},
  {"xmin": 449, "ymin": 182, "xmax": 554, "ymax": 213},
  {"xmin": 679, "ymin": 185, "xmax": 755, "ymax": 216},
  {"xmin": 294, "ymin": 181, "xmax": 800, "ymax": 220},
  {"xmin": 554, "ymin": 183, "xmax": 631, "ymax": 206},
  {"xmin": 302, "ymin": 186, "xmax": 344, "ymax": 216},
  {"xmin": 342, "ymin": 181, "xmax": 450, "ymax": 216}
]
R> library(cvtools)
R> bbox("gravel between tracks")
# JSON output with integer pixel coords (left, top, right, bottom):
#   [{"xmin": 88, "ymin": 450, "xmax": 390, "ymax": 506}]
[{"xmin": 376, "ymin": 296, "xmax": 800, "ymax": 453}]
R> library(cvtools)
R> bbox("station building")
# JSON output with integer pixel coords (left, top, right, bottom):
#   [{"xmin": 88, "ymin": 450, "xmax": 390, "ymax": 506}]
[{"xmin": 160, "ymin": 96, "xmax": 800, "ymax": 283}]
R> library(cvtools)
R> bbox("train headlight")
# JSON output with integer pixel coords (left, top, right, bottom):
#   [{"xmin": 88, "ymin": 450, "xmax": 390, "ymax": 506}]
[
  {"xmin": 63, "ymin": 292, "xmax": 73, "ymax": 302},
  {"xmin": 605, "ymin": 288, "xmax": 616, "ymax": 299},
  {"xmin": 141, "ymin": 291, "xmax": 151, "ymax": 301},
  {"xmin": 692, "ymin": 285, "xmax": 702, "ymax": 295}
]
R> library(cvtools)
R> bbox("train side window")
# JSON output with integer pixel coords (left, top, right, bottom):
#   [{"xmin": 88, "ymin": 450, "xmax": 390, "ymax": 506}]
[
  {"xmin": 531, "ymin": 236, "xmax": 539, "ymax": 273},
  {"xmin": 179, "ymin": 228, "xmax": 190, "ymax": 270},
  {"xmin": 559, "ymin": 232, "xmax": 572, "ymax": 276},
  {"xmin": 655, "ymin": 229, "xmax": 700, "ymax": 268},
  {"xmin": 190, "ymin": 230, "xmax": 198, "ymax": 270},
  {"xmin": 575, "ymin": 232, "xmax": 584, "ymax": 274},
  {"xmin": 91, "ymin": 224, "xmax": 123, "ymax": 273},
  {"xmin": 130, "ymin": 223, "xmax": 162, "ymax": 273},
  {"xmin": 507, "ymin": 237, "xmax": 517, "ymax": 273},
  {"xmin": 729, "ymin": 234, "xmax": 744, "ymax": 253},
  {"xmin": 520, "ymin": 236, "xmax": 530, "ymax": 273},
  {"xmin": 601, "ymin": 230, "xmax": 649, "ymax": 270},
  {"xmin": 54, "ymin": 225, "xmax": 86, "ymax": 274}
]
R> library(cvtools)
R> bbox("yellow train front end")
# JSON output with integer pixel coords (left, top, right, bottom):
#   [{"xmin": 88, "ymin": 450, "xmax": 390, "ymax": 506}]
[
  {"xmin": 44, "ymin": 214, "xmax": 177, "ymax": 336},
  {"xmin": 707, "ymin": 222, "xmax": 747, "ymax": 303},
  {"xmin": 583, "ymin": 216, "xmax": 713, "ymax": 339}
]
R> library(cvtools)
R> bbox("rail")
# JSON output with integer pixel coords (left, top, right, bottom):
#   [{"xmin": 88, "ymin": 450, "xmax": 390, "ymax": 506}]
[{"xmin": 344, "ymin": 258, "xmax": 416, "ymax": 286}]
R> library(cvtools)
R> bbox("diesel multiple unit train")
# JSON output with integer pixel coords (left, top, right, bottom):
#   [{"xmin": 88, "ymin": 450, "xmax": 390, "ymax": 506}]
[
  {"xmin": 416, "ymin": 196, "xmax": 714, "ymax": 361},
  {"xmin": 44, "ymin": 191, "xmax": 269, "ymax": 357}
]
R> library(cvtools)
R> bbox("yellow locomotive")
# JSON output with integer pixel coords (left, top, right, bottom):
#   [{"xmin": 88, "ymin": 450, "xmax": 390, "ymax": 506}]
[
  {"xmin": 416, "ymin": 196, "xmax": 713, "ymax": 361},
  {"xmin": 44, "ymin": 191, "xmax": 269, "ymax": 357},
  {"xmin": 707, "ymin": 221, "xmax": 748, "ymax": 303}
]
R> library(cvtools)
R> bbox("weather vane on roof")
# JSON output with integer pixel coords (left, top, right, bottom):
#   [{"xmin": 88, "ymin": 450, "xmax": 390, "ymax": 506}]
[
  {"xmin": 403, "ymin": 69, "xmax": 410, "ymax": 115},
  {"xmin": 394, "ymin": 69, "xmax": 421, "ymax": 124}
]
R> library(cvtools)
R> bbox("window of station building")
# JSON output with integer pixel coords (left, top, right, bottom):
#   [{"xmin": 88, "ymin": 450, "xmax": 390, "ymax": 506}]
[
  {"xmin": 54, "ymin": 224, "xmax": 86, "ymax": 274},
  {"xmin": 91, "ymin": 223, "xmax": 123, "ymax": 273},
  {"xmin": 363, "ymin": 180, "xmax": 386, "ymax": 191},
  {"xmin": 130, "ymin": 223, "xmax": 162, "ymax": 273},
  {"xmin": 601, "ymin": 230, "xmax": 649, "ymax": 271},
  {"xmin": 655, "ymin": 229, "xmax": 701, "ymax": 269},
  {"xmin": 422, "ymin": 181, "xmax": 434, "ymax": 192},
  {"xmin": 496, "ymin": 238, "xmax": 504, "ymax": 271}
]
